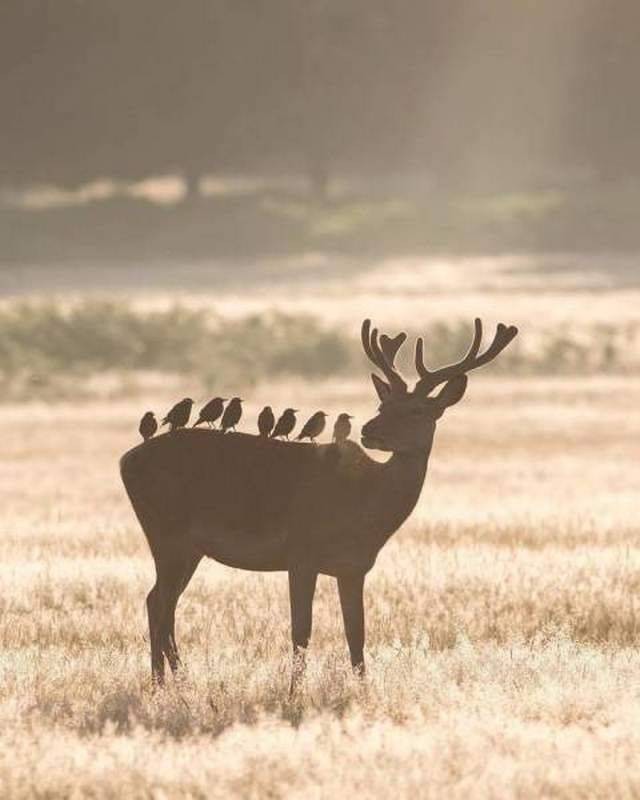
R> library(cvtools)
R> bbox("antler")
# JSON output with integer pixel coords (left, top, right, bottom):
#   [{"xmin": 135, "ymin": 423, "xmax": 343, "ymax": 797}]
[
  {"xmin": 361, "ymin": 319, "xmax": 408, "ymax": 395},
  {"xmin": 414, "ymin": 318, "xmax": 518, "ymax": 395}
]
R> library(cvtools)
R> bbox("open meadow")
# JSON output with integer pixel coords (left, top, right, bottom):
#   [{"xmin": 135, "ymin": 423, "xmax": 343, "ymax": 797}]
[
  {"xmin": 1, "ymin": 365, "xmax": 639, "ymax": 797},
  {"xmin": 0, "ymin": 253, "xmax": 638, "ymax": 797}
]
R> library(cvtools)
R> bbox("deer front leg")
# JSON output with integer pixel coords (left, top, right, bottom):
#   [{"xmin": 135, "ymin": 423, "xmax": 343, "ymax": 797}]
[
  {"xmin": 337, "ymin": 572, "xmax": 366, "ymax": 676},
  {"xmin": 146, "ymin": 583, "xmax": 164, "ymax": 685},
  {"xmin": 288, "ymin": 565, "xmax": 318, "ymax": 695}
]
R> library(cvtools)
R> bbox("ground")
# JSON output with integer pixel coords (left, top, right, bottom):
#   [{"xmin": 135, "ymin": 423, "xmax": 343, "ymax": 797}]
[{"xmin": 1, "ymin": 374, "xmax": 639, "ymax": 798}]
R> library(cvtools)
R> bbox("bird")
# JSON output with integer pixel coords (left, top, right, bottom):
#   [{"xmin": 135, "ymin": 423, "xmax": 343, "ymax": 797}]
[
  {"xmin": 138, "ymin": 411, "xmax": 158, "ymax": 441},
  {"xmin": 271, "ymin": 408, "xmax": 298, "ymax": 440},
  {"xmin": 296, "ymin": 411, "xmax": 327, "ymax": 443},
  {"xmin": 257, "ymin": 405, "xmax": 275, "ymax": 437},
  {"xmin": 161, "ymin": 398, "xmax": 194, "ymax": 431},
  {"xmin": 193, "ymin": 397, "xmax": 227, "ymax": 428},
  {"xmin": 220, "ymin": 397, "xmax": 243, "ymax": 433},
  {"xmin": 332, "ymin": 413, "xmax": 353, "ymax": 444}
]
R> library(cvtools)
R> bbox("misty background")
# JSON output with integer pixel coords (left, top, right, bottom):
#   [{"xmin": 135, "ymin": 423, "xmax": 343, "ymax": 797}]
[{"xmin": 0, "ymin": 1, "xmax": 638, "ymax": 399}]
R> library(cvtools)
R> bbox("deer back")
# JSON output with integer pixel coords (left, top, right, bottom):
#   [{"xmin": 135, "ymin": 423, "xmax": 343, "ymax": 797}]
[{"xmin": 121, "ymin": 429, "xmax": 386, "ymax": 571}]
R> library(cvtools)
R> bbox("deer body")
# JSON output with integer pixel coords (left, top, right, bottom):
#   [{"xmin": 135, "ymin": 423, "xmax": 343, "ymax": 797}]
[
  {"xmin": 121, "ymin": 430, "xmax": 431, "ymax": 576},
  {"xmin": 121, "ymin": 317, "xmax": 517, "ymax": 688}
]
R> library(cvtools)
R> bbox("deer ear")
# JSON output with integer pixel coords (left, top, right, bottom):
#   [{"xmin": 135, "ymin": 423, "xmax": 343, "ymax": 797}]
[
  {"xmin": 371, "ymin": 373, "xmax": 392, "ymax": 402},
  {"xmin": 435, "ymin": 374, "xmax": 468, "ymax": 409}
]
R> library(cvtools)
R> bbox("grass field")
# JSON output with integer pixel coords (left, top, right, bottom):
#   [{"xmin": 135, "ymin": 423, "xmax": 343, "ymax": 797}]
[{"xmin": 1, "ymin": 372, "xmax": 639, "ymax": 798}]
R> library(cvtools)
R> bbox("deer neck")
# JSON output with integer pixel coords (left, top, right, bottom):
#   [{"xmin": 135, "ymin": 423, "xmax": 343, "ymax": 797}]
[{"xmin": 372, "ymin": 443, "xmax": 432, "ymax": 541}]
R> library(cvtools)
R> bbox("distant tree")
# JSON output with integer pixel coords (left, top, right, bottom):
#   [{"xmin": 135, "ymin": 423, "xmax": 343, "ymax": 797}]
[
  {"xmin": 0, "ymin": 1, "xmax": 431, "ymax": 196},
  {"xmin": 1, "ymin": 0, "xmax": 638, "ymax": 197},
  {"xmin": 564, "ymin": 1, "xmax": 640, "ymax": 181}
]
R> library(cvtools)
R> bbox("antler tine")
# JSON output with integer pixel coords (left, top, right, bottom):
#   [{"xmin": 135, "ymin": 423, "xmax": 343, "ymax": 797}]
[
  {"xmin": 370, "ymin": 327, "xmax": 393, "ymax": 383},
  {"xmin": 468, "ymin": 322, "xmax": 518, "ymax": 368},
  {"xmin": 413, "ymin": 318, "xmax": 518, "ymax": 395},
  {"xmin": 415, "ymin": 317, "xmax": 482, "ymax": 384},
  {"xmin": 414, "ymin": 318, "xmax": 482, "ymax": 383},
  {"xmin": 379, "ymin": 332, "xmax": 407, "ymax": 368},
  {"xmin": 361, "ymin": 319, "xmax": 408, "ymax": 395},
  {"xmin": 361, "ymin": 318, "xmax": 377, "ymax": 363},
  {"xmin": 414, "ymin": 336, "xmax": 429, "ymax": 378},
  {"xmin": 467, "ymin": 317, "xmax": 483, "ymax": 359}
]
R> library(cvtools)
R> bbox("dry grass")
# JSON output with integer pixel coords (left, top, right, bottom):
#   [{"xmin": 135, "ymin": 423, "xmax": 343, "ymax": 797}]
[{"xmin": 0, "ymin": 375, "xmax": 639, "ymax": 797}]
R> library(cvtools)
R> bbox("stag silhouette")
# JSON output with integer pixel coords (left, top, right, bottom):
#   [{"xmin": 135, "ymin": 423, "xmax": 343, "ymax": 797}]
[{"xmin": 120, "ymin": 318, "xmax": 517, "ymax": 688}]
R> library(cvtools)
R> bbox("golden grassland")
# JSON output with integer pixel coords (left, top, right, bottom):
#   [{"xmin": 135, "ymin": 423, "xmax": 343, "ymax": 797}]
[{"xmin": 0, "ymin": 375, "xmax": 639, "ymax": 797}]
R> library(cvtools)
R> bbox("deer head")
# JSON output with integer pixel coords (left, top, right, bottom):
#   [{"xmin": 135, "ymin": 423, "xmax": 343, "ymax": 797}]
[{"xmin": 360, "ymin": 318, "xmax": 518, "ymax": 452}]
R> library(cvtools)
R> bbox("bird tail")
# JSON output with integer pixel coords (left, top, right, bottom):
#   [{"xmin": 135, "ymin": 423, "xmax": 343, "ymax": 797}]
[{"xmin": 192, "ymin": 418, "xmax": 203, "ymax": 428}]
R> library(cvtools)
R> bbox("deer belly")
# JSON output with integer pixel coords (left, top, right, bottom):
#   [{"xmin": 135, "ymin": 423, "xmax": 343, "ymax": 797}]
[{"xmin": 190, "ymin": 523, "xmax": 289, "ymax": 572}]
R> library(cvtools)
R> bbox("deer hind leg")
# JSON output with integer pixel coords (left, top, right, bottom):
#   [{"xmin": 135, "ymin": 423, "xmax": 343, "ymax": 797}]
[
  {"xmin": 148, "ymin": 550, "xmax": 202, "ymax": 684},
  {"xmin": 288, "ymin": 566, "xmax": 318, "ymax": 695},
  {"xmin": 337, "ymin": 573, "xmax": 366, "ymax": 676},
  {"xmin": 163, "ymin": 552, "xmax": 202, "ymax": 674}
]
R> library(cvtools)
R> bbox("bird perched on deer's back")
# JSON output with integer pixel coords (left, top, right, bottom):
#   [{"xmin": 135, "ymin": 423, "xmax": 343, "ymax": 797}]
[
  {"xmin": 221, "ymin": 397, "xmax": 243, "ymax": 433},
  {"xmin": 296, "ymin": 411, "xmax": 327, "ymax": 443},
  {"xmin": 193, "ymin": 397, "xmax": 227, "ymax": 428},
  {"xmin": 257, "ymin": 405, "xmax": 275, "ymax": 437},
  {"xmin": 161, "ymin": 398, "xmax": 194, "ymax": 431},
  {"xmin": 333, "ymin": 413, "xmax": 353, "ymax": 444},
  {"xmin": 271, "ymin": 408, "xmax": 298, "ymax": 440},
  {"xmin": 139, "ymin": 411, "xmax": 157, "ymax": 441}
]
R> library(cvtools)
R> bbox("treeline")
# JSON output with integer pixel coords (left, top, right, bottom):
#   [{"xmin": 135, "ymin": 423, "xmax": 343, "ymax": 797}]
[
  {"xmin": 0, "ymin": 302, "xmax": 637, "ymax": 400},
  {"xmin": 2, "ymin": 1, "xmax": 639, "ymax": 196}
]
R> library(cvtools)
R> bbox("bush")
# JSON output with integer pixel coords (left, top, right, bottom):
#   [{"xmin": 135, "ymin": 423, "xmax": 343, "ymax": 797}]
[
  {"xmin": 0, "ymin": 301, "xmax": 637, "ymax": 400},
  {"xmin": 0, "ymin": 302, "xmax": 357, "ymax": 392}
]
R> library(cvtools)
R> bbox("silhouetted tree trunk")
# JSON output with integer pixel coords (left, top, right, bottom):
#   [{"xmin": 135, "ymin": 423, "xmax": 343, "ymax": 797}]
[
  {"xmin": 308, "ymin": 153, "xmax": 330, "ymax": 204},
  {"xmin": 182, "ymin": 168, "xmax": 201, "ymax": 204}
]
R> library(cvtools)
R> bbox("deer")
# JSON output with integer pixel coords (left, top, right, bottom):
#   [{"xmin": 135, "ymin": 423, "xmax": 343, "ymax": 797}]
[{"xmin": 120, "ymin": 317, "xmax": 517, "ymax": 690}]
